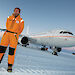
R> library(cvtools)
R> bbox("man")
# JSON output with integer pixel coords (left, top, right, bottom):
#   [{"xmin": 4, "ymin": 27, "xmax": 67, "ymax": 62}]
[{"xmin": 0, "ymin": 8, "xmax": 24, "ymax": 72}]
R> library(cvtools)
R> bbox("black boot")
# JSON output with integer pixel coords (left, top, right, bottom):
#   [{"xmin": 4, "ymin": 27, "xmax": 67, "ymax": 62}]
[{"xmin": 7, "ymin": 66, "xmax": 12, "ymax": 72}]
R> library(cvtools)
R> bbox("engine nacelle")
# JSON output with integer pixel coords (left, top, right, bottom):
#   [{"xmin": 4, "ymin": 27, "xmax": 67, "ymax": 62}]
[
  {"xmin": 18, "ymin": 36, "xmax": 29, "ymax": 46},
  {"xmin": 21, "ymin": 36, "xmax": 28, "ymax": 44}
]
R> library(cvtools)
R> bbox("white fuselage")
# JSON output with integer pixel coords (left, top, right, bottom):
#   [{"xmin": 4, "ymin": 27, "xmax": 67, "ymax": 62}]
[{"xmin": 29, "ymin": 30, "xmax": 75, "ymax": 47}]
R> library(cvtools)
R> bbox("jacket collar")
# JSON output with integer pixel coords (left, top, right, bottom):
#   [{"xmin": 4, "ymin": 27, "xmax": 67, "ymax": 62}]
[{"xmin": 12, "ymin": 14, "xmax": 20, "ymax": 20}]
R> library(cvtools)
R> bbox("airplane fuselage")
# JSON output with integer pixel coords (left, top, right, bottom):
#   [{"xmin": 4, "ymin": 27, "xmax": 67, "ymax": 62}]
[{"xmin": 29, "ymin": 30, "xmax": 75, "ymax": 47}]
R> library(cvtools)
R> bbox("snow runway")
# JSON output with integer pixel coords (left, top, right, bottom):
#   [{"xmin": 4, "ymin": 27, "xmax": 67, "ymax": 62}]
[{"xmin": 0, "ymin": 45, "xmax": 75, "ymax": 75}]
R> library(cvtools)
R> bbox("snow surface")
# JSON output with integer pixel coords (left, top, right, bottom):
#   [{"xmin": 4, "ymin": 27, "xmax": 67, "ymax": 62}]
[
  {"xmin": 0, "ymin": 38, "xmax": 75, "ymax": 75},
  {"xmin": 0, "ymin": 45, "xmax": 75, "ymax": 75}
]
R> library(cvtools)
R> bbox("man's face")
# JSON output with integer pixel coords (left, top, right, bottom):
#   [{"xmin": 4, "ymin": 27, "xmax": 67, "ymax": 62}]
[{"xmin": 14, "ymin": 9, "xmax": 20, "ymax": 16}]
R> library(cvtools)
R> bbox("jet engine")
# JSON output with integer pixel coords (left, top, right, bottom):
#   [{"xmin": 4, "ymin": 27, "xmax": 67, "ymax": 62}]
[{"xmin": 18, "ymin": 36, "xmax": 29, "ymax": 46}]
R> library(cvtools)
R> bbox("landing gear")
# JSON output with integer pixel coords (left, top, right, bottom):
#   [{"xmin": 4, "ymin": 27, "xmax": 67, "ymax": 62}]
[
  {"xmin": 50, "ymin": 47, "xmax": 61, "ymax": 56},
  {"xmin": 72, "ymin": 53, "xmax": 75, "ymax": 55},
  {"xmin": 57, "ymin": 48, "xmax": 61, "ymax": 52},
  {"xmin": 41, "ymin": 48, "xmax": 48, "ymax": 51},
  {"xmin": 52, "ymin": 51, "xmax": 58, "ymax": 56},
  {"xmin": 41, "ymin": 46, "xmax": 48, "ymax": 51},
  {"xmin": 22, "ymin": 43, "xmax": 29, "ymax": 47}
]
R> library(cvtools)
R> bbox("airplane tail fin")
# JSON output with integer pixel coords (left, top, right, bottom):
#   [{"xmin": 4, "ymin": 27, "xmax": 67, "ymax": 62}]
[{"xmin": 25, "ymin": 26, "xmax": 29, "ymax": 36}]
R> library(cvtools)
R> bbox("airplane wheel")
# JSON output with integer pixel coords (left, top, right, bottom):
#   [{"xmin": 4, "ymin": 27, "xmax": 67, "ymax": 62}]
[
  {"xmin": 72, "ymin": 53, "xmax": 75, "ymax": 55},
  {"xmin": 41, "ymin": 48, "xmax": 48, "ymax": 51},
  {"xmin": 46, "ymin": 48, "xmax": 48, "ymax": 50},
  {"xmin": 41, "ymin": 48, "xmax": 46, "ymax": 51},
  {"xmin": 57, "ymin": 48, "xmax": 61, "ymax": 52}
]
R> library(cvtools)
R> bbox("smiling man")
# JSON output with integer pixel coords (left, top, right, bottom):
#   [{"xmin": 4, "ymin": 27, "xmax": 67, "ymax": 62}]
[{"xmin": 0, "ymin": 8, "xmax": 24, "ymax": 72}]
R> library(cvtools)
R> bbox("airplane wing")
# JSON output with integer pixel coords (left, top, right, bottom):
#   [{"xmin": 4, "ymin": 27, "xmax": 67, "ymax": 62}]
[
  {"xmin": 0, "ymin": 28, "xmax": 6, "ymax": 31},
  {"xmin": 0, "ymin": 28, "xmax": 6, "ymax": 37},
  {"xmin": 0, "ymin": 28, "xmax": 24, "ymax": 37}
]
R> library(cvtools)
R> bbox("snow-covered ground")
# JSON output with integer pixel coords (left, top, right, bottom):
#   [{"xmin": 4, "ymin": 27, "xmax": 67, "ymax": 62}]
[{"xmin": 0, "ymin": 44, "xmax": 75, "ymax": 75}]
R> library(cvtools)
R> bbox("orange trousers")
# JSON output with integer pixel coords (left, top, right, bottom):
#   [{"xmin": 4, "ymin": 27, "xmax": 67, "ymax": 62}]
[{"xmin": 0, "ymin": 31, "xmax": 18, "ymax": 66}]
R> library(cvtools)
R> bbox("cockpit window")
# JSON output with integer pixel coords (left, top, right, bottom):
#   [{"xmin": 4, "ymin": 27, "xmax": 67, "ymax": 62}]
[{"xmin": 60, "ymin": 31, "xmax": 73, "ymax": 35}]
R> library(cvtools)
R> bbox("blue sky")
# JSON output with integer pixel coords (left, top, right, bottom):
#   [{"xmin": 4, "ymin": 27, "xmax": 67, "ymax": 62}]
[{"xmin": 0, "ymin": 0, "xmax": 75, "ymax": 34}]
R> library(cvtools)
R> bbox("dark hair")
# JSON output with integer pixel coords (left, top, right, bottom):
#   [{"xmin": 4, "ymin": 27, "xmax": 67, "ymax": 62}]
[{"xmin": 14, "ymin": 8, "xmax": 21, "ymax": 13}]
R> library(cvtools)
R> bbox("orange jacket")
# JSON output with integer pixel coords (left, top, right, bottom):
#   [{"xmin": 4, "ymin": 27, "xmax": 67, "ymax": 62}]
[{"xmin": 6, "ymin": 14, "xmax": 24, "ymax": 35}]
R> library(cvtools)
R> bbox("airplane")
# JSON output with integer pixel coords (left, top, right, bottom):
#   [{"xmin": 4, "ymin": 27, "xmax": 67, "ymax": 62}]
[{"xmin": 0, "ymin": 28, "xmax": 75, "ymax": 56}]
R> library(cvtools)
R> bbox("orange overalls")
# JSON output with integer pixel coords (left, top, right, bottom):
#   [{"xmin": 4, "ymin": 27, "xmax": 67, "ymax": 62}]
[{"xmin": 0, "ymin": 14, "xmax": 24, "ymax": 66}]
